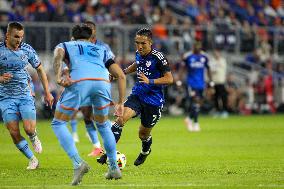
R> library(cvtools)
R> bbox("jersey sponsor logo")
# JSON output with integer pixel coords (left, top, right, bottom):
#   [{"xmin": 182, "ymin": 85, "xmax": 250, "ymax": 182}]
[
  {"xmin": 162, "ymin": 59, "xmax": 168, "ymax": 65},
  {"xmin": 136, "ymin": 61, "xmax": 140, "ymax": 64},
  {"xmin": 191, "ymin": 61, "xmax": 204, "ymax": 68},
  {"xmin": 146, "ymin": 61, "xmax": 151, "ymax": 67}
]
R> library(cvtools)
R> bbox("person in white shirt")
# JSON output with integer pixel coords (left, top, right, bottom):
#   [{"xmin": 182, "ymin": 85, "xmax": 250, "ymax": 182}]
[{"xmin": 210, "ymin": 49, "xmax": 228, "ymax": 118}]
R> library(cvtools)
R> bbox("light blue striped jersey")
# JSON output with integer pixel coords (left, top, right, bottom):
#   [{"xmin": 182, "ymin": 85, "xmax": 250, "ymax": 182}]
[
  {"xmin": 0, "ymin": 42, "xmax": 41, "ymax": 98},
  {"xmin": 56, "ymin": 40, "xmax": 114, "ymax": 81}
]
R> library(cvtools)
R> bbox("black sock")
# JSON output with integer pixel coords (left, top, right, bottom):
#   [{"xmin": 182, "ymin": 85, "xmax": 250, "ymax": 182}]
[
  {"xmin": 142, "ymin": 136, "xmax": 152, "ymax": 154},
  {"xmin": 111, "ymin": 122, "xmax": 122, "ymax": 143},
  {"xmin": 28, "ymin": 132, "xmax": 37, "ymax": 143}
]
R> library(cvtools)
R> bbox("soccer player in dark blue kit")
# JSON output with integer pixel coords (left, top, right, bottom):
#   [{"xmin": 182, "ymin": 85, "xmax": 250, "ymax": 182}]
[
  {"xmin": 97, "ymin": 28, "xmax": 173, "ymax": 166},
  {"xmin": 183, "ymin": 41, "xmax": 214, "ymax": 132}
]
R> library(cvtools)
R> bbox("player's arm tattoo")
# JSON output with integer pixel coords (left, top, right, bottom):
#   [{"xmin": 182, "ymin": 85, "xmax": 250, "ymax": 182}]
[{"xmin": 53, "ymin": 48, "xmax": 65, "ymax": 84}]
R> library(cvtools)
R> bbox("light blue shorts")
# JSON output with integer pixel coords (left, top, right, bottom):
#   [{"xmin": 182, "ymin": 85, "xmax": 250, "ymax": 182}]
[
  {"xmin": 56, "ymin": 80, "xmax": 112, "ymax": 117},
  {"xmin": 0, "ymin": 96, "xmax": 36, "ymax": 124}
]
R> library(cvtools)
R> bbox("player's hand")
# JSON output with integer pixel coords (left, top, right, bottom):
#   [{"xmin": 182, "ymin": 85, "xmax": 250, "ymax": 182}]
[
  {"xmin": 44, "ymin": 92, "xmax": 54, "ymax": 107},
  {"xmin": 109, "ymin": 74, "xmax": 117, "ymax": 82},
  {"xmin": 114, "ymin": 103, "xmax": 124, "ymax": 117},
  {"xmin": 57, "ymin": 76, "xmax": 74, "ymax": 87},
  {"xmin": 137, "ymin": 72, "xmax": 149, "ymax": 84},
  {"xmin": 209, "ymin": 81, "xmax": 215, "ymax": 88},
  {"xmin": 0, "ymin": 73, "xmax": 13, "ymax": 83}
]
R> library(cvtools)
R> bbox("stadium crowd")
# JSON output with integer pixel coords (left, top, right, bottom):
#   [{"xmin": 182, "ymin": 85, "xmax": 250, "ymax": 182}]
[{"xmin": 1, "ymin": 0, "xmax": 284, "ymax": 116}]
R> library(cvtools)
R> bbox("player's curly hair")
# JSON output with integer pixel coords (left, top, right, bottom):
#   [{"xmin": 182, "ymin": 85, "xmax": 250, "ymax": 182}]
[
  {"xmin": 136, "ymin": 28, "xmax": 152, "ymax": 39},
  {"xmin": 72, "ymin": 24, "xmax": 92, "ymax": 40}
]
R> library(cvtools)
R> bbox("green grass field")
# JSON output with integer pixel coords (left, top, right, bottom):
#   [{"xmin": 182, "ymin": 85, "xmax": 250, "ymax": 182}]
[{"xmin": 0, "ymin": 115, "xmax": 283, "ymax": 188}]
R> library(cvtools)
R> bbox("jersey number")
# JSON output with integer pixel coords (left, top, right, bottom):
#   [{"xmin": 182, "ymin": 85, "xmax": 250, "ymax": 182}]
[
  {"xmin": 150, "ymin": 108, "xmax": 162, "ymax": 126},
  {"xmin": 77, "ymin": 44, "xmax": 84, "ymax": 55},
  {"xmin": 77, "ymin": 45, "xmax": 99, "ymax": 57}
]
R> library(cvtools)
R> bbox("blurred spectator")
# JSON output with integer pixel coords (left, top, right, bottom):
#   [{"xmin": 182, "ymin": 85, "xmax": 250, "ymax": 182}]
[
  {"xmin": 210, "ymin": 49, "xmax": 228, "ymax": 118},
  {"xmin": 51, "ymin": 2, "xmax": 68, "ymax": 22},
  {"xmin": 28, "ymin": 0, "xmax": 54, "ymax": 21},
  {"xmin": 256, "ymin": 38, "xmax": 272, "ymax": 64},
  {"xmin": 264, "ymin": 63, "xmax": 277, "ymax": 113},
  {"xmin": 185, "ymin": 0, "xmax": 200, "ymax": 21},
  {"xmin": 167, "ymin": 80, "xmax": 187, "ymax": 116},
  {"xmin": 226, "ymin": 74, "xmax": 240, "ymax": 113},
  {"xmin": 180, "ymin": 17, "xmax": 193, "ymax": 51},
  {"xmin": 240, "ymin": 20, "xmax": 255, "ymax": 52},
  {"xmin": 238, "ymin": 78, "xmax": 254, "ymax": 115}
]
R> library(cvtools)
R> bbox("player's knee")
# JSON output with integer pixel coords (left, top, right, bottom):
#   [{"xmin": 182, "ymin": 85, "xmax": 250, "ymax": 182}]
[
  {"xmin": 138, "ymin": 132, "xmax": 150, "ymax": 140},
  {"xmin": 23, "ymin": 127, "xmax": 34, "ymax": 136}
]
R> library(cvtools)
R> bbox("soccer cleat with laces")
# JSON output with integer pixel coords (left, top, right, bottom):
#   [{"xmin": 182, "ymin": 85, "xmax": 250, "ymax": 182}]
[
  {"xmin": 134, "ymin": 149, "xmax": 151, "ymax": 166},
  {"xmin": 32, "ymin": 136, "xmax": 42, "ymax": 154},
  {"xmin": 27, "ymin": 156, "xmax": 39, "ymax": 170},
  {"xmin": 71, "ymin": 161, "xmax": 90, "ymax": 186},
  {"xmin": 105, "ymin": 168, "xmax": 122, "ymax": 180},
  {"xmin": 96, "ymin": 153, "xmax": 107, "ymax": 164}
]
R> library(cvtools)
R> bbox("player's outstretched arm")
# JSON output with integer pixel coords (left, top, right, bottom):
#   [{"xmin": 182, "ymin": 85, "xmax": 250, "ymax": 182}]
[
  {"xmin": 123, "ymin": 62, "xmax": 137, "ymax": 75},
  {"xmin": 108, "ymin": 63, "xmax": 126, "ymax": 117},
  {"xmin": 36, "ymin": 65, "xmax": 54, "ymax": 107},
  {"xmin": 138, "ymin": 71, "xmax": 174, "ymax": 85}
]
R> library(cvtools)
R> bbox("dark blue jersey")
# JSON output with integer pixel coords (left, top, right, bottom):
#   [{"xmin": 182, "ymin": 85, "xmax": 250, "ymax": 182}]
[
  {"xmin": 183, "ymin": 51, "xmax": 209, "ymax": 90},
  {"xmin": 132, "ymin": 49, "xmax": 170, "ymax": 106}
]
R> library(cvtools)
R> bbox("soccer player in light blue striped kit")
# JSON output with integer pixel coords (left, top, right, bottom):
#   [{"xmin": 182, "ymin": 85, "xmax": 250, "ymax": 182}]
[
  {"xmin": 52, "ymin": 24, "xmax": 126, "ymax": 185},
  {"xmin": 0, "ymin": 22, "xmax": 54, "ymax": 169}
]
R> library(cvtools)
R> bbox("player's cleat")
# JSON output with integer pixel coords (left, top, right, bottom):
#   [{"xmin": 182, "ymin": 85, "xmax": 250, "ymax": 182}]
[
  {"xmin": 72, "ymin": 132, "xmax": 79, "ymax": 143},
  {"xmin": 71, "ymin": 161, "xmax": 90, "ymax": 186},
  {"xmin": 96, "ymin": 153, "xmax": 107, "ymax": 164},
  {"xmin": 88, "ymin": 147, "xmax": 104, "ymax": 157},
  {"xmin": 184, "ymin": 117, "xmax": 193, "ymax": 132},
  {"xmin": 27, "ymin": 156, "xmax": 39, "ymax": 170},
  {"xmin": 193, "ymin": 123, "xmax": 200, "ymax": 132},
  {"xmin": 220, "ymin": 111, "xmax": 229, "ymax": 119},
  {"xmin": 32, "ymin": 136, "xmax": 42, "ymax": 153},
  {"xmin": 134, "ymin": 149, "xmax": 151, "ymax": 166},
  {"xmin": 105, "ymin": 168, "xmax": 122, "ymax": 180}
]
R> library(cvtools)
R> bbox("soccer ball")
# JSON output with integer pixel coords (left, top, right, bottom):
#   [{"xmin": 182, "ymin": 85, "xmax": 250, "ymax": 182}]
[{"xmin": 107, "ymin": 151, "xmax": 127, "ymax": 170}]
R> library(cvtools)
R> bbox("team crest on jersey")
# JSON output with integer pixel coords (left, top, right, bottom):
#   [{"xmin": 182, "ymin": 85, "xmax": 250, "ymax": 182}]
[
  {"xmin": 21, "ymin": 55, "xmax": 28, "ymax": 61},
  {"xmin": 162, "ymin": 59, "xmax": 167, "ymax": 65},
  {"xmin": 146, "ymin": 61, "xmax": 151, "ymax": 67},
  {"xmin": 200, "ymin": 57, "xmax": 206, "ymax": 63}
]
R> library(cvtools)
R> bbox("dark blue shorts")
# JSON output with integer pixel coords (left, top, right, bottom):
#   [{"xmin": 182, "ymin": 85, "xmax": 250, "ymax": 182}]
[
  {"xmin": 124, "ymin": 94, "xmax": 162, "ymax": 128},
  {"xmin": 187, "ymin": 86, "xmax": 204, "ymax": 98}
]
